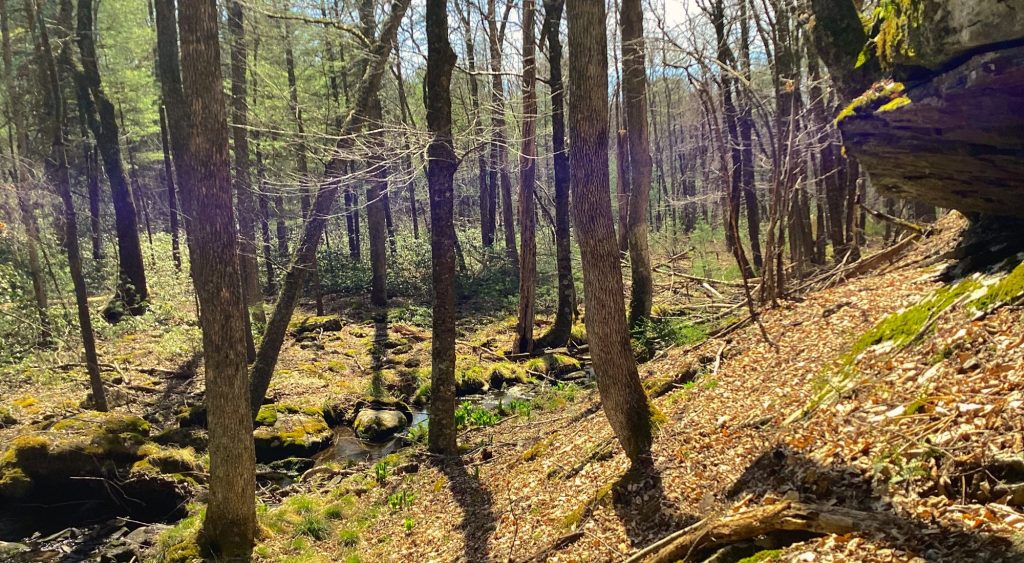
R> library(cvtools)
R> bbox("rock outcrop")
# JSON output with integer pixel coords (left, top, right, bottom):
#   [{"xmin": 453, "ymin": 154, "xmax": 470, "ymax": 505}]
[{"xmin": 811, "ymin": 0, "xmax": 1024, "ymax": 218}]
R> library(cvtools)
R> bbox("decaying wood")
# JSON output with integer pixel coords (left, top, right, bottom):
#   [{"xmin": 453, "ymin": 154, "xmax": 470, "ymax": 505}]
[
  {"xmin": 633, "ymin": 501, "xmax": 898, "ymax": 562},
  {"xmin": 861, "ymin": 205, "xmax": 932, "ymax": 237}
]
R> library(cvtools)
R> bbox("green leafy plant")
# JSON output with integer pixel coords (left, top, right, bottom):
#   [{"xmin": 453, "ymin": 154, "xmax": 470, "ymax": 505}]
[{"xmin": 387, "ymin": 489, "xmax": 415, "ymax": 511}]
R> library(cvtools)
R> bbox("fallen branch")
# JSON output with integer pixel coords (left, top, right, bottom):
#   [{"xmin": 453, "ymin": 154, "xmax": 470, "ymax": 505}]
[
  {"xmin": 862, "ymin": 205, "xmax": 932, "ymax": 237},
  {"xmin": 634, "ymin": 500, "xmax": 899, "ymax": 562}
]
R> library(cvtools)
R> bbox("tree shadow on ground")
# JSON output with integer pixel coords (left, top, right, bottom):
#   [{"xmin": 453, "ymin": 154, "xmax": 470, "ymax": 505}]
[
  {"xmin": 611, "ymin": 456, "xmax": 697, "ymax": 550},
  {"xmin": 615, "ymin": 444, "xmax": 1020, "ymax": 562},
  {"xmin": 436, "ymin": 456, "xmax": 497, "ymax": 562},
  {"xmin": 370, "ymin": 309, "xmax": 389, "ymax": 397}
]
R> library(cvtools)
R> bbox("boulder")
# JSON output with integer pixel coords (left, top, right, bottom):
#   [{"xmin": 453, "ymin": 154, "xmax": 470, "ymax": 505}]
[
  {"xmin": 353, "ymin": 409, "xmax": 409, "ymax": 442},
  {"xmin": 253, "ymin": 412, "xmax": 333, "ymax": 463}
]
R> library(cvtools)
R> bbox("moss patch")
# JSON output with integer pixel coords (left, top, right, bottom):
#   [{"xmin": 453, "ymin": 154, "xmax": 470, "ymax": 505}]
[
  {"xmin": 253, "ymin": 413, "xmax": 333, "ymax": 463},
  {"xmin": 836, "ymin": 79, "xmax": 909, "ymax": 123},
  {"xmin": 525, "ymin": 353, "xmax": 581, "ymax": 378}
]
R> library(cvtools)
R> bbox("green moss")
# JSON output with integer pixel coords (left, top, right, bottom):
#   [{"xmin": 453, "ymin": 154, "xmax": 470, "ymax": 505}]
[
  {"xmin": 51, "ymin": 412, "xmax": 150, "ymax": 436},
  {"xmin": 488, "ymin": 361, "xmax": 530, "ymax": 387},
  {"xmin": 133, "ymin": 445, "xmax": 202, "ymax": 475},
  {"xmin": 521, "ymin": 436, "xmax": 553, "ymax": 462},
  {"xmin": 836, "ymin": 79, "xmax": 909, "ymax": 123},
  {"xmin": 256, "ymin": 405, "xmax": 279, "ymax": 427},
  {"xmin": 525, "ymin": 353, "xmax": 581, "ymax": 377},
  {"xmin": 154, "ymin": 506, "xmax": 204, "ymax": 563},
  {"xmin": 738, "ymin": 549, "xmax": 783, "ymax": 563},
  {"xmin": 456, "ymin": 361, "xmax": 489, "ymax": 395},
  {"xmin": 561, "ymin": 481, "xmax": 614, "ymax": 529},
  {"xmin": 878, "ymin": 96, "xmax": 911, "ymax": 112},
  {"xmin": 871, "ymin": 0, "xmax": 924, "ymax": 67},
  {"xmin": 0, "ymin": 466, "xmax": 32, "ymax": 498},
  {"xmin": 970, "ymin": 260, "xmax": 1024, "ymax": 311},
  {"xmin": 569, "ymin": 322, "xmax": 588, "ymax": 345},
  {"xmin": 848, "ymin": 277, "xmax": 980, "ymax": 359}
]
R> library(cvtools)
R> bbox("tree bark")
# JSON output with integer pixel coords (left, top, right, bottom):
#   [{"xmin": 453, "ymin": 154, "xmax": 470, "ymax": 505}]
[
  {"xmin": 536, "ymin": 0, "xmax": 574, "ymax": 349},
  {"xmin": 227, "ymin": 0, "xmax": 265, "ymax": 325},
  {"xmin": 620, "ymin": 0, "xmax": 654, "ymax": 327},
  {"xmin": 360, "ymin": 0, "xmax": 388, "ymax": 307},
  {"xmin": 738, "ymin": 0, "xmax": 761, "ymax": 271},
  {"xmin": 566, "ymin": 0, "xmax": 652, "ymax": 463},
  {"xmin": 514, "ymin": 0, "xmax": 538, "ymax": 353},
  {"xmin": 159, "ymin": 107, "xmax": 182, "ymax": 271},
  {"xmin": 425, "ymin": 0, "xmax": 458, "ymax": 456},
  {"xmin": 72, "ymin": 0, "xmax": 148, "ymax": 314},
  {"xmin": 178, "ymin": 0, "xmax": 256, "ymax": 555},
  {"xmin": 39, "ymin": 0, "xmax": 105, "ymax": 411},
  {"xmin": 248, "ymin": 0, "xmax": 411, "ymax": 418},
  {"xmin": 486, "ymin": 0, "xmax": 518, "ymax": 268}
]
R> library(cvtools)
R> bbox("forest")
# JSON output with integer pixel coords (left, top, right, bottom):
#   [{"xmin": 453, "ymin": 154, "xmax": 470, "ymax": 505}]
[{"xmin": 0, "ymin": 0, "xmax": 1022, "ymax": 560}]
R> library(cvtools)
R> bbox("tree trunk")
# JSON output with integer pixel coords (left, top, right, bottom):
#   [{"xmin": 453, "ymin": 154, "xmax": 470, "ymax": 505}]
[
  {"xmin": 514, "ymin": 0, "xmax": 538, "ymax": 354},
  {"xmin": 738, "ymin": 0, "xmax": 761, "ymax": 271},
  {"xmin": 425, "ymin": 0, "xmax": 458, "ymax": 456},
  {"xmin": 360, "ymin": 0, "xmax": 388, "ymax": 307},
  {"xmin": 486, "ymin": 0, "xmax": 518, "ymax": 268},
  {"xmin": 566, "ymin": 0, "xmax": 652, "ymax": 463},
  {"xmin": 393, "ymin": 54, "xmax": 419, "ymax": 240},
  {"xmin": 39, "ymin": 0, "xmax": 105, "ymax": 411},
  {"xmin": 72, "ymin": 0, "xmax": 148, "ymax": 315},
  {"xmin": 159, "ymin": 107, "xmax": 182, "ymax": 271},
  {"xmin": 536, "ymin": 0, "xmax": 574, "ymax": 349},
  {"xmin": 227, "ymin": 0, "xmax": 265, "ymax": 326},
  {"xmin": 457, "ymin": 5, "xmax": 491, "ymax": 249},
  {"xmin": 1, "ymin": 0, "xmax": 51, "ymax": 345},
  {"xmin": 177, "ymin": 0, "xmax": 256, "ymax": 555},
  {"xmin": 282, "ymin": 15, "xmax": 324, "ymax": 316},
  {"xmin": 620, "ymin": 0, "xmax": 654, "ymax": 327},
  {"xmin": 248, "ymin": 0, "xmax": 411, "ymax": 418}
]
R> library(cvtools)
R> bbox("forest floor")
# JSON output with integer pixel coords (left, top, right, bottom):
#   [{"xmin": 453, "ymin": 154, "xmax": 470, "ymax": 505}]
[{"xmin": 1, "ymin": 213, "xmax": 1023, "ymax": 562}]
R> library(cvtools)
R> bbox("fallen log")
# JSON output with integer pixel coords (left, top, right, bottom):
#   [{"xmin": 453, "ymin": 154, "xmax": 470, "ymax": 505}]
[{"xmin": 631, "ymin": 500, "xmax": 899, "ymax": 562}]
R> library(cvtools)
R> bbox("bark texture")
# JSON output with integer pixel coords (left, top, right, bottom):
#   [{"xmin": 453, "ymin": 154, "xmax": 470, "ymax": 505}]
[
  {"xmin": 425, "ymin": 0, "xmax": 459, "ymax": 456},
  {"xmin": 620, "ymin": 0, "xmax": 654, "ymax": 327},
  {"xmin": 514, "ymin": 0, "xmax": 538, "ymax": 354},
  {"xmin": 566, "ymin": 0, "xmax": 652, "ymax": 462},
  {"xmin": 178, "ymin": 0, "xmax": 256, "ymax": 555}
]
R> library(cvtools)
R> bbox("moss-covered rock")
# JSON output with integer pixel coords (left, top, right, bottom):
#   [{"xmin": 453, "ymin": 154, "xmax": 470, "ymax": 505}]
[
  {"xmin": 487, "ymin": 361, "xmax": 531, "ymax": 390},
  {"xmin": 176, "ymin": 405, "xmax": 207, "ymax": 428},
  {"xmin": 525, "ymin": 353, "xmax": 582, "ymax": 378},
  {"xmin": 153, "ymin": 426, "xmax": 208, "ymax": 451},
  {"xmin": 253, "ymin": 412, "xmax": 333, "ymax": 463},
  {"xmin": 289, "ymin": 315, "xmax": 343, "ymax": 337},
  {"xmin": 353, "ymin": 409, "xmax": 408, "ymax": 442}
]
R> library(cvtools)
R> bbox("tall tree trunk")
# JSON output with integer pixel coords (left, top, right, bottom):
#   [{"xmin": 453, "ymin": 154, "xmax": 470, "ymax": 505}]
[
  {"xmin": 360, "ymin": 0, "xmax": 388, "ymax": 307},
  {"xmin": 425, "ymin": 0, "xmax": 458, "ymax": 456},
  {"xmin": 738, "ymin": 0, "xmax": 761, "ymax": 271},
  {"xmin": 566, "ymin": 0, "xmax": 652, "ymax": 463},
  {"xmin": 72, "ymin": 0, "xmax": 148, "ymax": 315},
  {"xmin": 486, "ymin": 0, "xmax": 518, "ymax": 268},
  {"xmin": 514, "ymin": 0, "xmax": 538, "ymax": 353},
  {"xmin": 177, "ymin": 0, "xmax": 256, "ymax": 555},
  {"xmin": 283, "ymin": 14, "xmax": 324, "ymax": 315},
  {"xmin": 620, "ymin": 0, "xmax": 653, "ymax": 327},
  {"xmin": 159, "ymin": 107, "xmax": 182, "ymax": 271},
  {"xmin": 536, "ymin": 0, "xmax": 574, "ymax": 349},
  {"xmin": 39, "ymin": 0, "xmax": 105, "ymax": 410},
  {"xmin": 86, "ymin": 146, "xmax": 103, "ymax": 259},
  {"xmin": 1, "ymin": 0, "xmax": 50, "ymax": 345},
  {"xmin": 458, "ymin": 4, "xmax": 491, "ymax": 248},
  {"xmin": 393, "ymin": 54, "xmax": 419, "ymax": 240},
  {"xmin": 228, "ymin": 0, "xmax": 265, "ymax": 326},
  {"xmin": 248, "ymin": 0, "xmax": 411, "ymax": 418}
]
